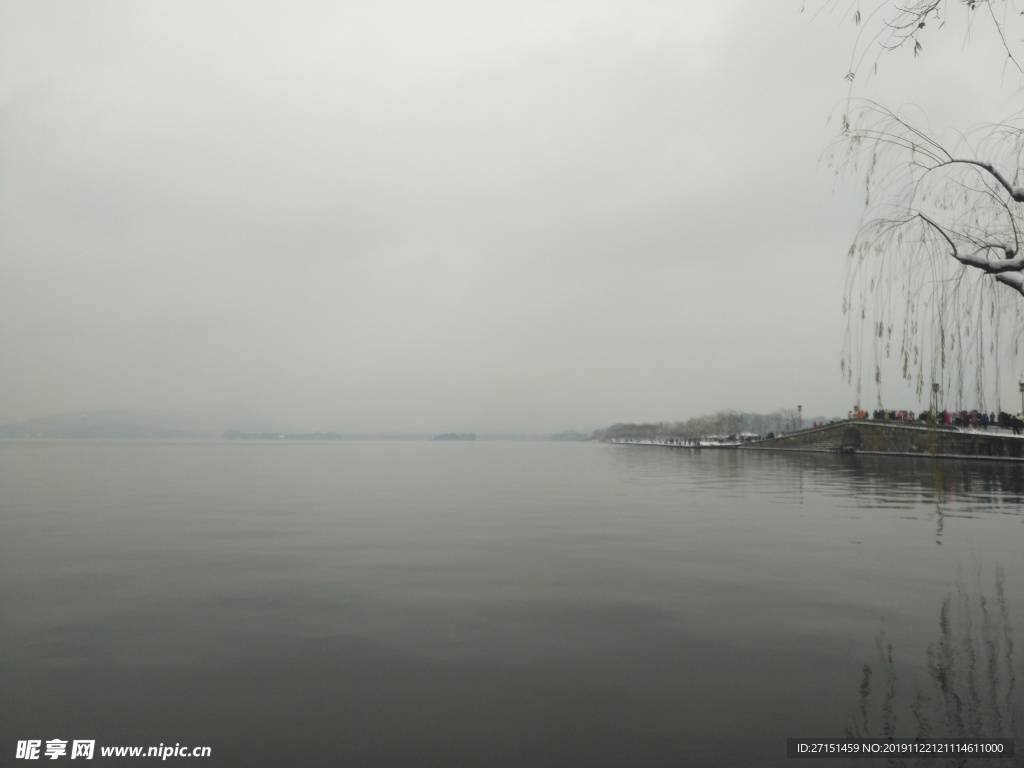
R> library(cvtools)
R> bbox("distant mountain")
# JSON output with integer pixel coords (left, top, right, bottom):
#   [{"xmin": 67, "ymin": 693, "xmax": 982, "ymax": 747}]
[
  {"xmin": 139, "ymin": 403, "xmax": 300, "ymax": 435},
  {"xmin": 431, "ymin": 432, "xmax": 476, "ymax": 441},
  {"xmin": 224, "ymin": 430, "xmax": 343, "ymax": 441},
  {"xmin": 0, "ymin": 403, "xmax": 300, "ymax": 439},
  {"xmin": 550, "ymin": 430, "xmax": 588, "ymax": 441}
]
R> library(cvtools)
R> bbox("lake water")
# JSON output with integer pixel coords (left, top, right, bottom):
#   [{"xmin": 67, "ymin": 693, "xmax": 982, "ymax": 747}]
[{"xmin": 2, "ymin": 440, "xmax": 1022, "ymax": 766}]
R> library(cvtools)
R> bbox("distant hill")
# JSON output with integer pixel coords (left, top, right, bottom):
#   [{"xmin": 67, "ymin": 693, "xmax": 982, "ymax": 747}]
[
  {"xmin": 550, "ymin": 430, "xmax": 588, "ymax": 441},
  {"xmin": 0, "ymin": 403, "xmax": 299, "ymax": 439},
  {"xmin": 224, "ymin": 430, "xmax": 343, "ymax": 441}
]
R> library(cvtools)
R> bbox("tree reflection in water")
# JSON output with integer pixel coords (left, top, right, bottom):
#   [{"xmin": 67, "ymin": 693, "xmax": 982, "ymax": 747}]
[{"xmin": 846, "ymin": 569, "xmax": 1022, "ymax": 767}]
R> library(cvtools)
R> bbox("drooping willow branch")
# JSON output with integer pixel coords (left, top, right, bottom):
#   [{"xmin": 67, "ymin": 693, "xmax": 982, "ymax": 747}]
[
  {"xmin": 832, "ymin": 100, "xmax": 1024, "ymax": 407},
  {"xmin": 917, "ymin": 213, "xmax": 1024, "ymax": 279}
]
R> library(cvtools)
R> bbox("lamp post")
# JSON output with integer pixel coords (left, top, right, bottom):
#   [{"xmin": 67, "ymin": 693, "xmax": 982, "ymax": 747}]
[
  {"xmin": 1019, "ymin": 379, "xmax": 1023, "ymax": 415},
  {"xmin": 932, "ymin": 382, "xmax": 940, "ymax": 415},
  {"xmin": 797, "ymin": 405, "xmax": 802, "ymax": 430}
]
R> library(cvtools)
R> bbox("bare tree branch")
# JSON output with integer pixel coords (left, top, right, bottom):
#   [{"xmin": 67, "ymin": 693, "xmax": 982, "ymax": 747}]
[
  {"xmin": 932, "ymin": 159, "xmax": 1024, "ymax": 201},
  {"xmin": 830, "ymin": 98, "xmax": 1024, "ymax": 405},
  {"xmin": 822, "ymin": 3, "xmax": 1024, "ymax": 407},
  {"xmin": 918, "ymin": 212, "xmax": 1024, "ymax": 271},
  {"xmin": 828, "ymin": 0, "xmax": 1024, "ymax": 81}
]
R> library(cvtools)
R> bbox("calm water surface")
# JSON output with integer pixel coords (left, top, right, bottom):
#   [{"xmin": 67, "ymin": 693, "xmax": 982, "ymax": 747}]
[{"xmin": 2, "ymin": 441, "xmax": 1022, "ymax": 766}]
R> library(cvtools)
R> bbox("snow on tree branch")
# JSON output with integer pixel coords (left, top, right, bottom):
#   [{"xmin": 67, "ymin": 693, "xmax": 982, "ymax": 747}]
[
  {"xmin": 994, "ymin": 270, "xmax": 1024, "ymax": 295},
  {"xmin": 830, "ymin": 99, "xmax": 1024, "ymax": 406},
  {"xmin": 933, "ymin": 159, "xmax": 1024, "ymax": 202},
  {"xmin": 917, "ymin": 213, "xmax": 1024, "ymax": 287}
]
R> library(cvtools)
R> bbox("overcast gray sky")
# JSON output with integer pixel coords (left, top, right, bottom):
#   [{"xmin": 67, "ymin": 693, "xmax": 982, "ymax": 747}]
[{"xmin": 1, "ymin": 1, "xmax": 1019, "ymax": 433}]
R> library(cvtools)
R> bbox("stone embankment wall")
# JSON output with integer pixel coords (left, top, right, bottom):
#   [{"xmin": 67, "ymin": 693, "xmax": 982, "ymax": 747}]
[{"xmin": 741, "ymin": 420, "xmax": 1024, "ymax": 461}]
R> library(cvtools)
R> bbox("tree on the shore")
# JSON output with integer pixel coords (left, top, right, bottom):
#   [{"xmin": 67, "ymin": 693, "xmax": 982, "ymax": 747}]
[
  {"xmin": 590, "ymin": 408, "xmax": 804, "ymax": 441},
  {"xmin": 825, "ymin": 0, "xmax": 1024, "ymax": 409}
]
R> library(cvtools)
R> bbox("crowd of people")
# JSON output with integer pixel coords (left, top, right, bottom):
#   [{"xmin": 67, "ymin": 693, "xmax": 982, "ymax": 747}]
[{"xmin": 846, "ymin": 407, "xmax": 1024, "ymax": 434}]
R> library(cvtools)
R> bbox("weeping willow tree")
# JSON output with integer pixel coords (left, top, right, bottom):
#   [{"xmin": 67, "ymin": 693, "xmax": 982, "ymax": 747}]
[{"xmin": 823, "ymin": 0, "xmax": 1024, "ymax": 410}]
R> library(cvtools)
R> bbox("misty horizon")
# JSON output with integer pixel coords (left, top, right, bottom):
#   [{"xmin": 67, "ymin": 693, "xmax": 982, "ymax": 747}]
[{"xmin": 0, "ymin": 400, "xmax": 841, "ymax": 439}]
